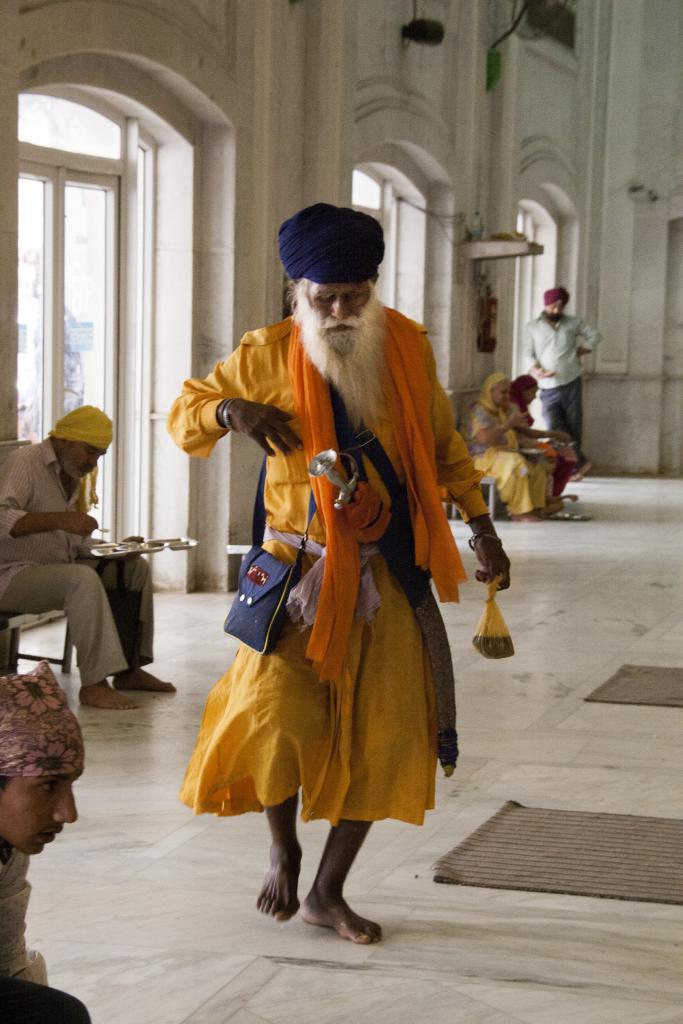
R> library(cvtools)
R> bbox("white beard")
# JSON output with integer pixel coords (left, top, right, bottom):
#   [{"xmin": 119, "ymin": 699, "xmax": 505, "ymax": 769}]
[{"xmin": 293, "ymin": 282, "xmax": 387, "ymax": 428}]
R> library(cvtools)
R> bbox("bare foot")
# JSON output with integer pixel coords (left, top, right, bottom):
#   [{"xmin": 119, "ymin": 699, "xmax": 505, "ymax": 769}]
[
  {"xmin": 301, "ymin": 890, "xmax": 382, "ymax": 944},
  {"xmin": 80, "ymin": 682, "xmax": 138, "ymax": 710},
  {"xmin": 112, "ymin": 668, "xmax": 176, "ymax": 693},
  {"xmin": 256, "ymin": 844, "xmax": 301, "ymax": 921}
]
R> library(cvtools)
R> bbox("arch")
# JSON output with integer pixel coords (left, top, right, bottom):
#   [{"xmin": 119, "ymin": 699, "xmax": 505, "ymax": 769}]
[
  {"xmin": 354, "ymin": 159, "xmax": 427, "ymax": 324},
  {"xmin": 19, "ymin": 51, "xmax": 233, "ymax": 142},
  {"xmin": 17, "ymin": 48, "xmax": 236, "ymax": 592},
  {"xmin": 514, "ymin": 141, "xmax": 580, "ymax": 379},
  {"xmin": 518, "ymin": 139, "xmax": 580, "ymax": 301},
  {"xmin": 16, "ymin": 0, "xmax": 238, "ymax": 125},
  {"xmin": 354, "ymin": 106, "xmax": 459, "ymax": 388}
]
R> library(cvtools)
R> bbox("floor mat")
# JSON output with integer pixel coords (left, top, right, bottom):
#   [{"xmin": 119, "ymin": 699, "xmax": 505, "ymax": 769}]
[
  {"xmin": 433, "ymin": 801, "xmax": 683, "ymax": 904},
  {"xmin": 584, "ymin": 664, "xmax": 683, "ymax": 707}
]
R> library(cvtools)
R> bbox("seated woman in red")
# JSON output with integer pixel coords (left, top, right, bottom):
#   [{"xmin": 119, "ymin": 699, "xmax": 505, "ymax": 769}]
[{"xmin": 508, "ymin": 375, "xmax": 577, "ymax": 498}]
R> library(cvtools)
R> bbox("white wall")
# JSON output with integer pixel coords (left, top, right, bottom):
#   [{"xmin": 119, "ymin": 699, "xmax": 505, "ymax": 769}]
[{"xmin": 1, "ymin": 0, "xmax": 682, "ymax": 592}]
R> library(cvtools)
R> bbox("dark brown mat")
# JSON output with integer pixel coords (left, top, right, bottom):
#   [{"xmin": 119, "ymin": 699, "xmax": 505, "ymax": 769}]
[
  {"xmin": 433, "ymin": 801, "xmax": 683, "ymax": 905},
  {"xmin": 585, "ymin": 664, "xmax": 683, "ymax": 707}
]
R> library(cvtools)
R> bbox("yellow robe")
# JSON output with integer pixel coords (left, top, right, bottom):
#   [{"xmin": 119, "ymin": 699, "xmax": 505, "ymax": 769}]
[
  {"xmin": 468, "ymin": 402, "xmax": 548, "ymax": 516},
  {"xmin": 168, "ymin": 315, "xmax": 488, "ymax": 826}
]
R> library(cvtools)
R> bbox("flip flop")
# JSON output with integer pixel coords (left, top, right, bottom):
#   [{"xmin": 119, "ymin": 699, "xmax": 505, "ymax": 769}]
[{"xmin": 549, "ymin": 511, "xmax": 592, "ymax": 521}]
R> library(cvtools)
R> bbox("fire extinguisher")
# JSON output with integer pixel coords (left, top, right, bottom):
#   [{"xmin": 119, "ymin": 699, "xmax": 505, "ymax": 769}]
[{"xmin": 477, "ymin": 285, "xmax": 498, "ymax": 352}]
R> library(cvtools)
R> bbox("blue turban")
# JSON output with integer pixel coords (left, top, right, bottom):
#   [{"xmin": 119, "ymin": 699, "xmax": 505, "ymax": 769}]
[{"xmin": 278, "ymin": 203, "xmax": 385, "ymax": 284}]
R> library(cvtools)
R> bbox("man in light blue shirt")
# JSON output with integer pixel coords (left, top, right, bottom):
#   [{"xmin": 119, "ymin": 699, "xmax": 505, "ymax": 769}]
[{"xmin": 521, "ymin": 286, "xmax": 601, "ymax": 479}]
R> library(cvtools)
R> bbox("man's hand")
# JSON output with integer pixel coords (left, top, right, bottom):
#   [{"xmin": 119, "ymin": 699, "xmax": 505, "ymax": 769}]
[
  {"xmin": 57, "ymin": 512, "xmax": 99, "ymax": 537},
  {"xmin": 535, "ymin": 367, "xmax": 557, "ymax": 379},
  {"xmin": 467, "ymin": 515, "xmax": 511, "ymax": 590},
  {"xmin": 219, "ymin": 398, "xmax": 302, "ymax": 456},
  {"xmin": 576, "ymin": 346, "xmax": 591, "ymax": 359}
]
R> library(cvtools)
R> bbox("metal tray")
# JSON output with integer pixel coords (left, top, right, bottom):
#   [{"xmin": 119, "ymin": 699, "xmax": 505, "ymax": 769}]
[{"xmin": 90, "ymin": 537, "xmax": 198, "ymax": 558}]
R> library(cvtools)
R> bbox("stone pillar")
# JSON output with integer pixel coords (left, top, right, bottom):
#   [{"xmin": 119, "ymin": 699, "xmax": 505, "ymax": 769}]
[
  {"xmin": 303, "ymin": 0, "xmax": 357, "ymax": 204},
  {"xmin": 189, "ymin": 123, "xmax": 236, "ymax": 591},
  {"xmin": 0, "ymin": 59, "xmax": 19, "ymax": 464},
  {"xmin": 585, "ymin": 0, "xmax": 680, "ymax": 472},
  {"xmin": 0, "ymin": 11, "xmax": 22, "ymax": 666},
  {"xmin": 424, "ymin": 182, "xmax": 455, "ymax": 389}
]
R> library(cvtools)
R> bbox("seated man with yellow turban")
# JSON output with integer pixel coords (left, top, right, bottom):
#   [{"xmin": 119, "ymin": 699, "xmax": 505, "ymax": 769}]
[{"xmin": 0, "ymin": 406, "xmax": 175, "ymax": 710}]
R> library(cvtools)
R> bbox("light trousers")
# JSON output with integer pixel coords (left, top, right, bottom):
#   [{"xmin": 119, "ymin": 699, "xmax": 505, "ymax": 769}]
[{"xmin": 0, "ymin": 557, "xmax": 154, "ymax": 687}]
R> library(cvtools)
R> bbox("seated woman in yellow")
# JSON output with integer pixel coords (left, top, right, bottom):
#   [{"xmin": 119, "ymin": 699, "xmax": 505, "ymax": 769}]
[{"xmin": 467, "ymin": 373, "xmax": 549, "ymax": 522}]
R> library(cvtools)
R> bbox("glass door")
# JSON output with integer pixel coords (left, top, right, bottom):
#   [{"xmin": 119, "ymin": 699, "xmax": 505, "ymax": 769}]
[
  {"xmin": 63, "ymin": 177, "xmax": 117, "ymax": 529},
  {"xmin": 17, "ymin": 176, "xmax": 47, "ymax": 443},
  {"xmin": 63, "ymin": 182, "xmax": 109, "ymax": 414},
  {"xmin": 17, "ymin": 168, "xmax": 118, "ymax": 531}
]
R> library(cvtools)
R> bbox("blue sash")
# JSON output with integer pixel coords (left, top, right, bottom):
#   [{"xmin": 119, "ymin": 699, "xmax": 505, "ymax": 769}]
[{"xmin": 329, "ymin": 387, "xmax": 430, "ymax": 608}]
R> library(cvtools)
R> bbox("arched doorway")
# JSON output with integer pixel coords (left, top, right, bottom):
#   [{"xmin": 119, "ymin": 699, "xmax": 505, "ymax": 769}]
[
  {"xmin": 352, "ymin": 164, "xmax": 426, "ymax": 323},
  {"xmin": 17, "ymin": 86, "xmax": 195, "ymax": 543},
  {"xmin": 513, "ymin": 186, "xmax": 578, "ymax": 378}
]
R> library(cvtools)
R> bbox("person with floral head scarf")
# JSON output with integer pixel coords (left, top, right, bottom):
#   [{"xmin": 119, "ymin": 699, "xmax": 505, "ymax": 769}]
[
  {"xmin": 467, "ymin": 373, "xmax": 550, "ymax": 522},
  {"xmin": 0, "ymin": 661, "xmax": 91, "ymax": 1022},
  {"xmin": 0, "ymin": 406, "xmax": 176, "ymax": 710}
]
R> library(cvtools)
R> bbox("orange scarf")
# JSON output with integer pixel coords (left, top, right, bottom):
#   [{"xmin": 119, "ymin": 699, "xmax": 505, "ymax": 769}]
[{"xmin": 288, "ymin": 307, "xmax": 467, "ymax": 682}]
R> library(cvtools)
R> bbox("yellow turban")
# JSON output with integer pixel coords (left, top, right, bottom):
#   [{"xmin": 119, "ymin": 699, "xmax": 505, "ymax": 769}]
[
  {"xmin": 49, "ymin": 405, "xmax": 113, "ymax": 449},
  {"xmin": 49, "ymin": 406, "xmax": 113, "ymax": 512}
]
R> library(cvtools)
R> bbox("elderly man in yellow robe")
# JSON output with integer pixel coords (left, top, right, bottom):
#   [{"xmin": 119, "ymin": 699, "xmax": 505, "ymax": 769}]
[
  {"xmin": 0, "ymin": 406, "xmax": 175, "ymax": 710},
  {"xmin": 168, "ymin": 203, "xmax": 511, "ymax": 943}
]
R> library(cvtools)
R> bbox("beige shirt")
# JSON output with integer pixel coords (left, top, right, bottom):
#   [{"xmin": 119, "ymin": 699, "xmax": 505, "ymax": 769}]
[
  {"xmin": 0, "ymin": 439, "xmax": 94, "ymax": 600},
  {"xmin": 0, "ymin": 846, "xmax": 30, "ymax": 977},
  {"xmin": 0, "ymin": 846, "xmax": 47, "ymax": 983}
]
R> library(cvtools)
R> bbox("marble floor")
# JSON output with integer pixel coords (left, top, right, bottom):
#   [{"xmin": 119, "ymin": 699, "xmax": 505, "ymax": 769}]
[{"xmin": 18, "ymin": 477, "xmax": 683, "ymax": 1024}]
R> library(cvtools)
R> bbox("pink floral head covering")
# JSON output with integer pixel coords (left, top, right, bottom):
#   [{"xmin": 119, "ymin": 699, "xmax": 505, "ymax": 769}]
[{"xmin": 0, "ymin": 662, "xmax": 84, "ymax": 777}]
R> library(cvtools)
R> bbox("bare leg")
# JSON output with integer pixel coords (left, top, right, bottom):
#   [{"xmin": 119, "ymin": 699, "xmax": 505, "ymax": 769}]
[
  {"xmin": 302, "ymin": 819, "xmax": 381, "ymax": 944},
  {"xmin": 257, "ymin": 793, "xmax": 302, "ymax": 921}
]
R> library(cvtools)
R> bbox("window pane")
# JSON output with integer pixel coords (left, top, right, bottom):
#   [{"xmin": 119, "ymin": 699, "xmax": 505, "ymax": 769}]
[
  {"xmin": 17, "ymin": 177, "xmax": 45, "ymax": 442},
  {"xmin": 19, "ymin": 94, "xmax": 121, "ymax": 159},
  {"xmin": 132, "ymin": 145, "xmax": 148, "ymax": 533},
  {"xmin": 353, "ymin": 170, "xmax": 381, "ymax": 210},
  {"xmin": 64, "ymin": 184, "xmax": 107, "ymax": 415}
]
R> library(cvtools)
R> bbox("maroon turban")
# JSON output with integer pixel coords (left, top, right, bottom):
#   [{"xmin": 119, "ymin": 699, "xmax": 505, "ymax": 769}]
[
  {"xmin": 509, "ymin": 375, "xmax": 538, "ymax": 416},
  {"xmin": 544, "ymin": 287, "xmax": 569, "ymax": 307}
]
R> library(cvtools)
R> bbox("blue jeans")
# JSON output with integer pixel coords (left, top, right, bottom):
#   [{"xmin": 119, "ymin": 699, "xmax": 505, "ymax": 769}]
[{"xmin": 540, "ymin": 377, "xmax": 588, "ymax": 467}]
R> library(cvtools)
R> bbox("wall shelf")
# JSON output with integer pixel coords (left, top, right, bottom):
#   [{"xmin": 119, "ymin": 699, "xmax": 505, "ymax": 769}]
[{"xmin": 460, "ymin": 240, "xmax": 544, "ymax": 260}]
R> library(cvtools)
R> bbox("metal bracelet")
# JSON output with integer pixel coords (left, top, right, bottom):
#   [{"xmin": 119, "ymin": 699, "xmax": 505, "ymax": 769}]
[{"xmin": 217, "ymin": 398, "xmax": 237, "ymax": 429}]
